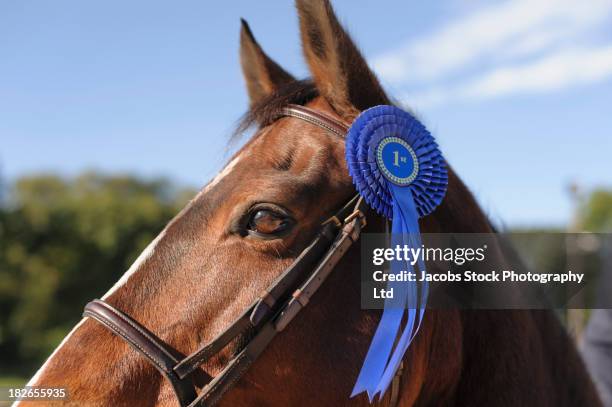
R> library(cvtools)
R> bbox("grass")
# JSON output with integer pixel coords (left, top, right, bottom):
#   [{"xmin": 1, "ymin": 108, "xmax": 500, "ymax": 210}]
[{"xmin": 0, "ymin": 375, "xmax": 26, "ymax": 387}]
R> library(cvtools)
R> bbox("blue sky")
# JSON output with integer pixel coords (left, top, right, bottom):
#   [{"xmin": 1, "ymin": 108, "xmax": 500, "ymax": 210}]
[{"xmin": 1, "ymin": 0, "xmax": 611, "ymax": 228}]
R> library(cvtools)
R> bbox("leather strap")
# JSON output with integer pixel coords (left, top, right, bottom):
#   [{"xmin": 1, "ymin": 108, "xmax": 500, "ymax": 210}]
[
  {"xmin": 83, "ymin": 195, "xmax": 366, "ymax": 407},
  {"xmin": 82, "ymin": 105, "xmax": 405, "ymax": 407},
  {"xmin": 281, "ymin": 104, "xmax": 349, "ymax": 137},
  {"xmin": 275, "ymin": 199, "xmax": 367, "ymax": 332},
  {"xmin": 188, "ymin": 198, "xmax": 368, "ymax": 407},
  {"xmin": 173, "ymin": 195, "xmax": 360, "ymax": 380},
  {"xmin": 388, "ymin": 361, "xmax": 404, "ymax": 407},
  {"xmin": 83, "ymin": 300, "xmax": 197, "ymax": 406}
]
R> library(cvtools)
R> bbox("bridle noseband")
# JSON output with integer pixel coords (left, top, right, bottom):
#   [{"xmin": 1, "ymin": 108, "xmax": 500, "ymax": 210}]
[{"xmin": 83, "ymin": 105, "xmax": 403, "ymax": 407}]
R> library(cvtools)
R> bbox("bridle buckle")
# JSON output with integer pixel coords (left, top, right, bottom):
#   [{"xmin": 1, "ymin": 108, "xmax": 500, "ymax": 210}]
[
  {"xmin": 344, "ymin": 210, "xmax": 366, "ymax": 228},
  {"xmin": 321, "ymin": 215, "xmax": 342, "ymax": 228}
]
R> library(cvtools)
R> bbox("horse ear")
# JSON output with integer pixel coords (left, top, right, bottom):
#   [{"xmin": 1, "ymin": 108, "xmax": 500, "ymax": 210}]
[
  {"xmin": 296, "ymin": 0, "xmax": 390, "ymax": 118},
  {"xmin": 240, "ymin": 19, "xmax": 295, "ymax": 107}
]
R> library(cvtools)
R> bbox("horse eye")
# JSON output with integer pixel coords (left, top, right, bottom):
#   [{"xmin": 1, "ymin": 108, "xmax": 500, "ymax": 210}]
[{"xmin": 247, "ymin": 209, "xmax": 292, "ymax": 237}]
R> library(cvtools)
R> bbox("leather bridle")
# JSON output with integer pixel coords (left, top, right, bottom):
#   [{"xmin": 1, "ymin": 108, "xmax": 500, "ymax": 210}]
[{"xmin": 83, "ymin": 105, "xmax": 404, "ymax": 407}]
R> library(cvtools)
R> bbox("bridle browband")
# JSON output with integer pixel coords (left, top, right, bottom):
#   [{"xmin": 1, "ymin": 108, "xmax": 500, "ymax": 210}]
[{"xmin": 83, "ymin": 105, "xmax": 403, "ymax": 407}]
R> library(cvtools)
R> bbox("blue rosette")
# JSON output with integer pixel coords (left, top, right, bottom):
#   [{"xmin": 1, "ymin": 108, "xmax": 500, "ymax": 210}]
[
  {"xmin": 345, "ymin": 105, "xmax": 447, "ymax": 219},
  {"xmin": 346, "ymin": 105, "xmax": 447, "ymax": 401}
]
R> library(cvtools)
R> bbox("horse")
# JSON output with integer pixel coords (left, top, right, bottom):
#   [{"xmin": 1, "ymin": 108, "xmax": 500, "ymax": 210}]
[{"xmin": 19, "ymin": 1, "xmax": 602, "ymax": 406}]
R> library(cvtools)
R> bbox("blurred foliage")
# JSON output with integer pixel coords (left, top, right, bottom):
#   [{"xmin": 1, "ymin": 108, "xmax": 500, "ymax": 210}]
[
  {"xmin": 579, "ymin": 189, "xmax": 612, "ymax": 232},
  {"xmin": 0, "ymin": 172, "xmax": 195, "ymax": 376}
]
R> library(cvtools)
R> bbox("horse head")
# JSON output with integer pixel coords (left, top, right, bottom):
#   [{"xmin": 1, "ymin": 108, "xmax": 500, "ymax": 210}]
[{"xmin": 20, "ymin": 2, "xmax": 601, "ymax": 407}]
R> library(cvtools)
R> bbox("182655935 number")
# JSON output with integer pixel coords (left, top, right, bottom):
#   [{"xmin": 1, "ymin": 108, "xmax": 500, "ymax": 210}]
[{"xmin": 1, "ymin": 386, "xmax": 69, "ymax": 402}]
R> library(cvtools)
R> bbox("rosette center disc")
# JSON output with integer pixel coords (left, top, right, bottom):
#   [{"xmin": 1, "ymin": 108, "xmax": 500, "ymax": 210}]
[{"xmin": 376, "ymin": 137, "xmax": 419, "ymax": 186}]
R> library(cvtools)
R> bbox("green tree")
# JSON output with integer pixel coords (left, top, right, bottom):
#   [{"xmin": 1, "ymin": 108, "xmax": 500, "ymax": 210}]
[
  {"xmin": 0, "ymin": 172, "xmax": 195, "ymax": 377},
  {"xmin": 579, "ymin": 189, "xmax": 612, "ymax": 232}
]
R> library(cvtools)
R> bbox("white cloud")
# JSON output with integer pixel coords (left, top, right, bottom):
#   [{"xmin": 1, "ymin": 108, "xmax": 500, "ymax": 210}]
[
  {"xmin": 372, "ymin": 0, "xmax": 612, "ymax": 89},
  {"xmin": 403, "ymin": 44, "xmax": 612, "ymax": 108}
]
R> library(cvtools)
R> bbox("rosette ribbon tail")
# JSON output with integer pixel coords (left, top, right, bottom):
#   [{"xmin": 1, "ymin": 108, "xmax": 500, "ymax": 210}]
[{"xmin": 351, "ymin": 186, "xmax": 427, "ymax": 400}]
